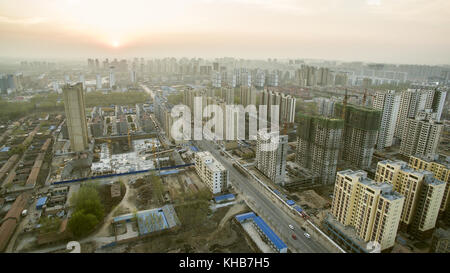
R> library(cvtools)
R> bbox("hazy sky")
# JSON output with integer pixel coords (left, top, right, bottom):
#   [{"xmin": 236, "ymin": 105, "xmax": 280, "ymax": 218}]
[{"xmin": 0, "ymin": 0, "xmax": 449, "ymax": 64}]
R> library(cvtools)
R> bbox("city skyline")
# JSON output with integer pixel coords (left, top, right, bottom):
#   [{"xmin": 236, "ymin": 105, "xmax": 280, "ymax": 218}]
[{"xmin": 0, "ymin": 0, "xmax": 449, "ymax": 65}]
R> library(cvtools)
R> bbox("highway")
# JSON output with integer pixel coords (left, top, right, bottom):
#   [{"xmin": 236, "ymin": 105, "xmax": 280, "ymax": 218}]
[{"xmin": 195, "ymin": 140, "xmax": 329, "ymax": 253}]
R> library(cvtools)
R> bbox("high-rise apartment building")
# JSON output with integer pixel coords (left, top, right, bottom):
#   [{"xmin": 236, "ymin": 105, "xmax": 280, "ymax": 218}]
[
  {"xmin": 211, "ymin": 71, "xmax": 221, "ymax": 88},
  {"xmin": 373, "ymin": 90, "xmax": 400, "ymax": 149},
  {"xmin": 395, "ymin": 89, "xmax": 428, "ymax": 139},
  {"xmin": 96, "ymin": 74, "xmax": 102, "ymax": 89},
  {"xmin": 240, "ymin": 71, "xmax": 251, "ymax": 87},
  {"xmin": 409, "ymin": 155, "xmax": 450, "ymax": 218},
  {"xmin": 330, "ymin": 170, "xmax": 404, "ymax": 251},
  {"xmin": 295, "ymin": 114, "xmax": 343, "ymax": 184},
  {"xmin": 260, "ymin": 89, "xmax": 296, "ymax": 124},
  {"xmin": 194, "ymin": 151, "xmax": 229, "ymax": 194},
  {"xmin": 239, "ymin": 86, "xmax": 257, "ymax": 107},
  {"xmin": 109, "ymin": 66, "xmax": 116, "ymax": 89},
  {"xmin": 221, "ymin": 87, "xmax": 234, "ymax": 104},
  {"xmin": 399, "ymin": 116, "xmax": 443, "ymax": 158},
  {"xmin": 256, "ymin": 130, "xmax": 288, "ymax": 185},
  {"xmin": 267, "ymin": 71, "xmax": 279, "ymax": 87},
  {"xmin": 62, "ymin": 83, "xmax": 89, "ymax": 152},
  {"xmin": 254, "ymin": 70, "xmax": 265, "ymax": 88},
  {"xmin": 375, "ymin": 160, "xmax": 446, "ymax": 238},
  {"xmin": 334, "ymin": 104, "xmax": 381, "ymax": 169}
]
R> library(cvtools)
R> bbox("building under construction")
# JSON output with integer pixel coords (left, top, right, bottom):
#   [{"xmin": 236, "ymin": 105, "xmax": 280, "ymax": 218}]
[
  {"xmin": 334, "ymin": 103, "xmax": 381, "ymax": 169},
  {"xmin": 62, "ymin": 83, "xmax": 89, "ymax": 152},
  {"xmin": 295, "ymin": 113, "xmax": 344, "ymax": 185}
]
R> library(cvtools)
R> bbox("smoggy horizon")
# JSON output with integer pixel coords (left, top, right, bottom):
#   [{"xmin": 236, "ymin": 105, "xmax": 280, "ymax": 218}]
[{"xmin": 1, "ymin": 0, "xmax": 449, "ymax": 65}]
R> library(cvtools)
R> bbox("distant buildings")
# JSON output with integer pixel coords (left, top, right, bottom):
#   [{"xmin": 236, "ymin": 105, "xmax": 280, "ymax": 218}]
[
  {"xmin": 211, "ymin": 71, "xmax": 221, "ymax": 88},
  {"xmin": 295, "ymin": 114, "xmax": 343, "ymax": 184},
  {"xmin": 256, "ymin": 130, "xmax": 288, "ymax": 185},
  {"xmin": 334, "ymin": 103, "xmax": 381, "ymax": 169},
  {"xmin": 194, "ymin": 151, "xmax": 229, "ymax": 194},
  {"xmin": 109, "ymin": 66, "xmax": 115, "ymax": 89},
  {"xmin": 329, "ymin": 170, "xmax": 404, "ymax": 252},
  {"xmin": 373, "ymin": 90, "xmax": 400, "ymax": 150},
  {"xmin": 221, "ymin": 87, "xmax": 234, "ymax": 104},
  {"xmin": 62, "ymin": 83, "xmax": 89, "ymax": 152},
  {"xmin": 239, "ymin": 86, "xmax": 257, "ymax": 107},
  {"xmin": 260, "ymin": 89, "xmax": 296, "ymax": 124},
  {"xmin": 375, "ymin": 160, "xmax": 446, "ymax": 239}
]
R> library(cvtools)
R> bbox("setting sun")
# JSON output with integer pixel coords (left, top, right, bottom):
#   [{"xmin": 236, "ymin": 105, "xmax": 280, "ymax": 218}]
[{"xmin": 112, "ymin": 41, "xmax": 120, "ymax": 48}]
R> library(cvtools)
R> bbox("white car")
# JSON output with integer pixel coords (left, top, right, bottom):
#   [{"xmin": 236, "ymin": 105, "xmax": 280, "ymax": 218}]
[
  {"xmin": 304, "ymin": 232, "xmax": 311, "ymax": 239},
  {"xmin": 288, "ymin": 224, "xmax": 295, "ymax": 230}
]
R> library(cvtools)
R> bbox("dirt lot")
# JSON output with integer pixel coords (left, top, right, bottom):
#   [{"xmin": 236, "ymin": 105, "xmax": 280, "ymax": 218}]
[
  {"xmin": 293, "ymin": 189, "xmax": 331, "ymax": 210},
  {"xmin": 184, "ymin": 170, "xmax": 207, "ymax": 191},
  {"xmin": 105, "ymin": 203, "xmax": 255, "ymax": 253}
]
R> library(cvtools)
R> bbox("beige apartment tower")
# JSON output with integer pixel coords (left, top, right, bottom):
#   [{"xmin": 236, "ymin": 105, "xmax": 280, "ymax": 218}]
[
  {"xmin": 409, "ymin": 155, "xmax": 450, "ymax": 220},
  {"xmin": 330, "ymin": 170, "xmax": 404, "ymax": 252},
  {"xmin": 375, "ymin": 160, "xmax": 446, "ymax": 239},
  {"xmin": 63, "ymin": 82, "xmax": 89, "ymax": 152}
]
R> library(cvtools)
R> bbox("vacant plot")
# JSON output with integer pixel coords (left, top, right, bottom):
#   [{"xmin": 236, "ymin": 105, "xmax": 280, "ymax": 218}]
[
  {"xmin": 184, "ymin": 170, "xmax": 207, "ymax": 191},
  {"xmin": 114, "ymin": 202, "xmax": 254, "ymax": 253},
  {"xmin": 293, "ymin": 189, "xmax": 330, "ymax": 209}
]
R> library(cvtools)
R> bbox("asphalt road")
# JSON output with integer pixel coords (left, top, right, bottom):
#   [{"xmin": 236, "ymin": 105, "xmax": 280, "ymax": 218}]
[{"xmin": 195, "ymin": 140, "xmax": 329, "ymax": 253}]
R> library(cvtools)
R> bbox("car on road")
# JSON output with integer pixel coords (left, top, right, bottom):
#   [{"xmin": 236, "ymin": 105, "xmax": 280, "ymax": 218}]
[
  {"xmin": 288, "ymin": 224, "xmax": 294, "ymax": 230},
  {"xmin": 304, "ymin": 232, "xmax": 311, "ymax": 239},
  {"xmin": 292, "ymin": 234, "xmax": 297, "ymax": 240}
]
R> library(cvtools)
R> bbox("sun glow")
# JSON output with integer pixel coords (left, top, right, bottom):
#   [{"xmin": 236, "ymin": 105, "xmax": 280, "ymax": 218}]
[{"xmin": 112, "ymin": 41, "xmax": 120, "ymax": 48}]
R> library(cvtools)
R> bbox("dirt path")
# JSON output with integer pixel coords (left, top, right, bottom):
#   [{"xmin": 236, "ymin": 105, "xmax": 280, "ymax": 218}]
[
  {"xmin": 94, "ymin": 180, "xmax": 136, "ymax": 237},
  {"xmin": 217, "ymin": 196, "xmax": 247, "ymax": 229}
]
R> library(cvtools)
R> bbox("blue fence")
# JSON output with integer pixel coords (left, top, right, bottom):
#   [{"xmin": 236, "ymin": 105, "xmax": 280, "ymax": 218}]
[{"xmin": 52, "ymin": 163, "xmax": 194, "ymax": 185}]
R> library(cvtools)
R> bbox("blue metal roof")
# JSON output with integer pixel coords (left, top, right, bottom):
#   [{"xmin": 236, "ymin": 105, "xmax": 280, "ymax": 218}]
[
  {"xmin": 190, "ymin": 145, "xmax": 199, "ymax": 152},
  {"xmin": 253, "ymin": 216, "xmax": 287, "ymax": 251},
  {"xmin": 294, "ymin": 205, "xmax": 303, "ymax": 212},
  {"xmin": 286, "ymin": 200, "xmax": 295, "ymax": 206},
  {"xmin": 214, "ymin": 193, "xmax": 236, "ymax": 203},
  {"xmin": 273, "ymin": 190, "xmax": 281, "ymax": 195},
  {"xmin": 0, "ymin": 146, "xmax": 10, "ymax": 152},
  {"xmin": 158, "ymin": 170, "xmax": 179, "ymax": 176},
  {"xmin": 137, "ymin": 208, "xmax": 169, "ymax": 235},
  {"xmin": 36, "ymin": 197, "xmax": 48, "ymax": 207},
  {"xmin": 235, "ymin": 212, "xmax": 256, "ymax": 222}
]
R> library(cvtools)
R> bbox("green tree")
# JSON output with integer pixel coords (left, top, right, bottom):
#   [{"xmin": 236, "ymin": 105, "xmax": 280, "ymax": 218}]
[
  {"xmin": 71, "ymin": 185, "xmax": 104, "ymax": 220},
  {"xmin": 68, "ymin": 210, "xmax": 99, "ymax": 238}
]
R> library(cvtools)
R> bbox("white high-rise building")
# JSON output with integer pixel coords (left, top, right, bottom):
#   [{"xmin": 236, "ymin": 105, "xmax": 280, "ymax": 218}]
[
  {"xmin": 254, "ymin": 70, "xmax": 265, "ymax": 88},
  {"xmin": 267, "ymin": 71, "xmax": 279, "ymax": 87},
  {"xmin": 399, "ymin": 116, "xmax": 443, "ymax": 158},
  {"xmin": 256, "ymin": 130, "xmax": 288, "ymax": 185},
  {"xmin": 395, "ymin": 89, "xmax": 428, "ymax": 139},
  {"xmin": 96, "ymin": 74, "xmax": 102, "ymax": 89},
  {"xmin": 373, "ymin": 90, "xmax": 400, "ymax": 149},
  {"xmin": 109, "ymin": 66, "xmax": 116, "ymax": 89},
  {"xmin": 130, "ymin": 70, "xmax": 137, "ymax": 84},
  {"xmin": 211, "ymin": 71, "xmax": 221, "ymax": 88},
  {"xmin": 260, "ymin": 89, "xmax": 296, "ymax": 124},
  {"xmin": 194, "ymin": 151, "xmax": 229, "ymax": 194},
  {"xmin": 240, "ymin": 71, "xmax": 251, "ymax": 87}
]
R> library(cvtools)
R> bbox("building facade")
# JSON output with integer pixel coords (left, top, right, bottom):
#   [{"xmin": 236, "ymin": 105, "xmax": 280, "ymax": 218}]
[
  {"xmin": 194, "ymin": 151, "xmax": 229, "ymax": 194},
  {"xmin": 62, "ymin": 83, "xmax": 89, "ymax": 152},
  {"xmin": 330, "ymin": 170, "xmax": 404, "ymax": 251},
  {"xmin": 295, "ymin": 114, "xmax": 343, "ymax": 184},
  {"xmin": 256, "ymin": 130, "xmax": 288, "ymax": 185}
]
